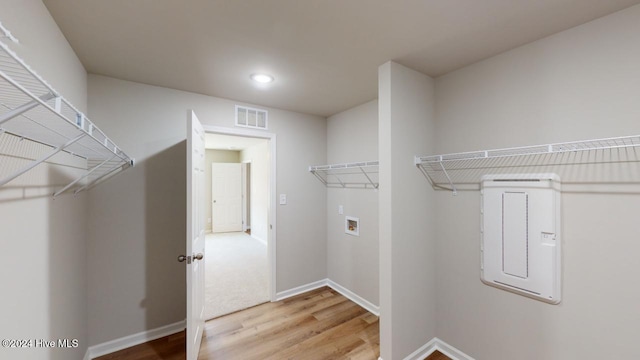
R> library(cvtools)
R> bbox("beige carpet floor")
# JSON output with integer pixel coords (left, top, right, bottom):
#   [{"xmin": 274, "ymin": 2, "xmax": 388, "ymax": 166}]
[{"xmin": 204, "ymin": 232, "xmax": 269, "ymax": 320}]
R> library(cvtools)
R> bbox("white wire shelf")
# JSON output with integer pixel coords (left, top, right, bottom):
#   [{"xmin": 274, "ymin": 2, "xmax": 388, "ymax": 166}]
[
  {"xmin": 309, "ymin": 161, "xmax": 379, "ymax": 189},
  {"xmin": 415, "ymin": 135, "xmax": 640, "ymax": 194},
  {"xmin": 0, "ymin": 37, "xmax": 134, "ymax": 198}
]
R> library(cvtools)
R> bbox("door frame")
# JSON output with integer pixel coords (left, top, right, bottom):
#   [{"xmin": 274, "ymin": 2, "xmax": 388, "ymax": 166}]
[
  {"xmin": 203, "ymin": 125, "xmax": 277, "ymax": 301},
  {"xmin": 241, "ymin": 161, "xmax": 251, "ymax": 233}
]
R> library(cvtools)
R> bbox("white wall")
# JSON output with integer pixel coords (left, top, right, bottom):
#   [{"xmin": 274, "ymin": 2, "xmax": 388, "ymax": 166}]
[
  {"xmin": 0, "ymin": 1, "xmax": 89, "ymax": 360},
  {"xmin": 205, "ymin": 150, "xmax": 240, "ymax": 232},
  {"xmin": 240, "ymin": 142, "xmax": 269, "ymax": 244},
  {"xmin": 378, "ymin": 62, "xmax": 437, "ymax": 360},
  {"xmin": 434, "ymin": 5, "xmax": 640, "ymax": 359},
  {"xmin": 326, "ymin": 100, "xmax": 379, "ymax": 306},
  {"xmin": 86, "ymin": 75, "xmax": 326, "ymax": 346}
]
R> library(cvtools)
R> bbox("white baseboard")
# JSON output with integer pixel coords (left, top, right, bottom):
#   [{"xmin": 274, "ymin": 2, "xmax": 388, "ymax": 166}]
[
  {"xmin": 402, "ymin": 337, "xmax": 474, "ymax": 360},
  {"xmin": 275, "ymin": 278, "xmax": 380, "ymax": 316},
  {"xmin": 251, "ymin": 234, "xmax": 267, "ymax": 246},
  {"xmin": 326, "ymin": 279, "xmax": 380, "ymax": 316},
  {"xmin": 275, "ymin": 279, "xmax": 328, "ymax": 301},
  {"xmin": 83, "ymin": 348, "xmax": 91, "ymax": 360},
  {"xmin": 86, "ymin": 320, "xmax": 186, "ymax": 359},
  {"xmin": 402, "ymin": 337, "xmax": 437, "ymax": 360},
  {"xmin": 433, "ymin": 338, "xmax": 474, "ymax": 360}
]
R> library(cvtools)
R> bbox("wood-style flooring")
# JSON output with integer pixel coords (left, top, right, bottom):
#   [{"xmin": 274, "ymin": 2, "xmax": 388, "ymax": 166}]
[
  {"xmin": 199, "ymin": 286, "xmax": 379, "ymax": 359},
  {"xmin": 95, "ymin": 287, "xmax": 452, "ymax": 360},
  {"xmin": 425, "ymin": 350, "xmax": 451, "ymax": 360},
  {"xmin": 94, "ymin": 331, "xmax": 185, "ymax": 360}
]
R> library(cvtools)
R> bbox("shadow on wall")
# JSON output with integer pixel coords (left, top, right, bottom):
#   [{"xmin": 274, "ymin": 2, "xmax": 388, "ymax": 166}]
[
  {"xmin": 48, "ymin": 166, "xmax": 88, "ymax": 360},
  {"xmin": 0, "ymin": 166, "xmax": 85, "ymax": 360},
  {"xmin": 0, "ymin": 155, "xmax": 87, "ymax": 203},
  {"xmin": 0, "ymin": 185, "xmax": 61, "ymax": 202},
  {"xmin": 143, "ymin": 140, "xmax": 187, "ymax": 351}
]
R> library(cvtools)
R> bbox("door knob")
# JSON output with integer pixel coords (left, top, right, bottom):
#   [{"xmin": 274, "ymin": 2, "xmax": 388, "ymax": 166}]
[
  {"xmin": 193, "ymin": 253, "xmax": 204, "ymax": 261},
  {"xmin": 178, "ymin": 255, "xmax": 191, "ymax": 264}
]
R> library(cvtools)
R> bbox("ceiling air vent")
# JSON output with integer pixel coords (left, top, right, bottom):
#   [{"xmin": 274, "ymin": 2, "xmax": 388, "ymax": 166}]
[{"xmin": 235, "ymin": 105, "xmax": 268, "ymax": 130}]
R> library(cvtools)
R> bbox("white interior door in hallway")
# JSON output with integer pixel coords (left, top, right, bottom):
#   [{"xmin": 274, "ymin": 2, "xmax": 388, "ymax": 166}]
[
  {"xmin": 186, "ymin": 110, "xmax": 205, "ymax": 360},
  {"xmin": 212, "ymin": 163, "xmax": 243, "ymax": 233}
]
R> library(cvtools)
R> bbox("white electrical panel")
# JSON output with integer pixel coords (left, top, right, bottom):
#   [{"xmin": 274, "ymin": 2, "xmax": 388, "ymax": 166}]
[{"xmin": 481, "ymin": 174, "xmax": 561, "ymax": 304}]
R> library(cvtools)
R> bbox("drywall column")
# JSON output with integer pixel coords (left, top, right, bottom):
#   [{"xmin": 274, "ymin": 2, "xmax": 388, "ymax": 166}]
[
  {"xmin": 240, "ymin": 141, "xmax": 269, "ymax": 244},
  {"xmin": 378, "ymin": 61, "xmax": 436, "ymax": 359}
]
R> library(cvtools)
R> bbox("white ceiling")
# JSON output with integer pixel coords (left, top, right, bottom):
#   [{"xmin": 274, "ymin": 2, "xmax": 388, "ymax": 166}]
[
  {"xmin": 43, "ymin": 0, "xmax": 640, "ymax": 117},
  {"xmin": 205, "ymin": 133, "xmax": 267, "ymax": 151}
]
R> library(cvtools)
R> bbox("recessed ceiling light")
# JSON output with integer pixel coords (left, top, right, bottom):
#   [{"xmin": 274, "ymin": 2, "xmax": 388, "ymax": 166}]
[{"xmin": 250, "ymin": 73, "xmax": 274, "ymax": 83}]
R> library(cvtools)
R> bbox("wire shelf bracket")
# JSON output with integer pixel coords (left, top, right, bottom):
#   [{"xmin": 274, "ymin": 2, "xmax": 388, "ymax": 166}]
[
  {"xmin": 0, "ymin": 34, "xmax": 134, "ymax": 197},
  {"xmin": 415, "ymin": 155, "xmax": 458, "ymax": 195},
  {"xmin": 416, "ymin": 134, "xmax": 640, "ymax": 194},
  {"xmin": 0, "ymin": 22, "xmax": 19, "ymax": 44},
  {"xmin": 309, "ymin": 161, "xmax": 379, "ymax": 189}
]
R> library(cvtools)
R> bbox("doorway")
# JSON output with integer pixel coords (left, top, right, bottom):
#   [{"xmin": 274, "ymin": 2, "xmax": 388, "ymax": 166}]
[{"xmin": 203, "ymin": 126, "xmax": 276, "ymax": 320}]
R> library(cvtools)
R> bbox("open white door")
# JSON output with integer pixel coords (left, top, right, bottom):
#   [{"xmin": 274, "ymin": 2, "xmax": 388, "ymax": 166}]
[{"xmin": 184, "ymin": 110, "xmax": 205, "ymax": 360}]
